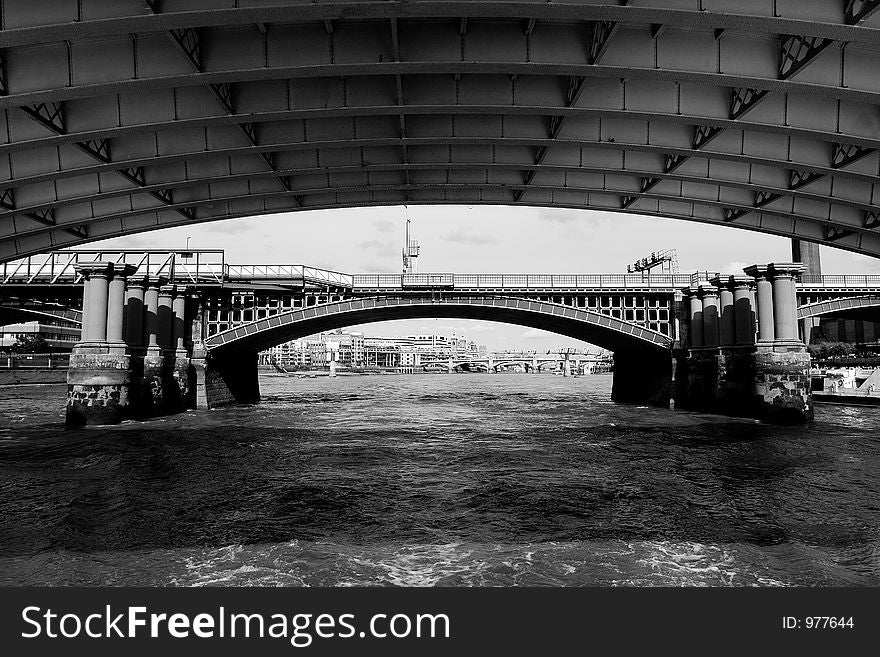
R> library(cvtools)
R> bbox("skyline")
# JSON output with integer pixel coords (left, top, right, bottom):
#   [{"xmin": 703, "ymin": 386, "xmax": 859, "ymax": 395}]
[{"xmin": 92, "ymin": 205, "xmax": 880, "ymax": 351}]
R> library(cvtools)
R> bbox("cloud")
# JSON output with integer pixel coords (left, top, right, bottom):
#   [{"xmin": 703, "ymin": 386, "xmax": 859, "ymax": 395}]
[
  {"xmin": 372, "ymin": 219, "xmax": 396, "ymax": 234},
  {"xmin": 442, "ymin": 230, "xmax": 498, "ymax": 246},
  {"xmin": 521, "ymin": 328, "xmax": 548, "ymax": 339},
  {"xmin": 357, "ymin": 238, "xmax": 397, "ymax": 256}
]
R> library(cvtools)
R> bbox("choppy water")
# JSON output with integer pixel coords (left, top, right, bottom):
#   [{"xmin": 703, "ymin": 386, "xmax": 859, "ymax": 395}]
[{"xmin": 1, "ymin": 374, "xmax": 879, "ymax": 586}]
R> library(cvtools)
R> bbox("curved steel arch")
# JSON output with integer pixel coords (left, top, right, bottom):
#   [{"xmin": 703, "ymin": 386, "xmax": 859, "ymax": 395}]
[
  {"xmin": 0, "ymin": 1, "xmax": 879, "ymax": 261},
  {"xmin": 203, "ymin": 296, "xmax": 674, "ymax": 354},
  {"xmin": 797, "ymin": 295, "xmax": 880, "ymax": 319},
  {"xmin": 0, "ymin": 301, "xmax": 81, "ymax": 326}
]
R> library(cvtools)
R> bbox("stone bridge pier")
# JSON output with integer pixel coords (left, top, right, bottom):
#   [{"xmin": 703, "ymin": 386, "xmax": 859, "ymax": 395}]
[
  {"xmin": 66, "ymin": 264, "xmax": 198, "ymax": 426},
  {"xmin": 674, "ymin": 262, "xmax": 813, "ymax": 423}
]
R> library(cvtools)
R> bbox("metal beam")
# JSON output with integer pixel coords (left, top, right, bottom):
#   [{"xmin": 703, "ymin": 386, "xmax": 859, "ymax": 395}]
[
  {"xmin": 779, "ymin": 34, "xmax": 834, "ymax": 80},
  {"xmin": 832, "ymin": 143, "xmax": 876, "ymax": 168},
  {"xmin": 845, "ymin": 0, "xmax": 880, "ymax": 24},
  {"xmin": 142, "ymin": 2, "xmax": 298, "ymax": 205}
]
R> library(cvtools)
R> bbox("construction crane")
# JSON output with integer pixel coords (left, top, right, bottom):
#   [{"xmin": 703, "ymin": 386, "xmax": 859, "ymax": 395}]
[
  {"xmin": 626, "ymin": 249, "xmax": 679, "ymax": 276},
  {"xmin": 402, "ymin": 217, "xmax": 420, "ymax": 274}
]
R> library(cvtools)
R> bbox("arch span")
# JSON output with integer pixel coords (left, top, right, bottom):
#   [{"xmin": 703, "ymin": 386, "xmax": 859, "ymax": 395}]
[
  {"xmin": 797, "ymin": 296, "xmax": 880, "ymax": 322},
  {"xmin": 1, "ymin": 1, "xmax": 879, "ymax": 260},
  {"xmin": 203, "ymin": 295, "xmax": 674, "ymax": 355},
  {"xmin": 0, "ymin": 302, "xmax": 81, "ymax": 327},
  {"xmin": 198, "ymin": 295, "xmax": 674, "ymax": 410}
]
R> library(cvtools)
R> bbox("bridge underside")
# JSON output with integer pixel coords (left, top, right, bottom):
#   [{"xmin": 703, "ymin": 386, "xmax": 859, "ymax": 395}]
[{"xmin": 1, "ymin": 1, "xmax": 879, "ymax": 260}]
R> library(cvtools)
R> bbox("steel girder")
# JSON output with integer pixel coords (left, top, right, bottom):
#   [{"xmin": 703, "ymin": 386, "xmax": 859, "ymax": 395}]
[{"xmin": 0, "ymin": 1, "xmax": 878, "ymax": 261}]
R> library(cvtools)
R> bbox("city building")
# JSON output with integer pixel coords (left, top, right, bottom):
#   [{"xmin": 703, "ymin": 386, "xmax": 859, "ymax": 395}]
[{"xmin": 0, "ymin": 321, "xmax": 80, "ymax": 352}]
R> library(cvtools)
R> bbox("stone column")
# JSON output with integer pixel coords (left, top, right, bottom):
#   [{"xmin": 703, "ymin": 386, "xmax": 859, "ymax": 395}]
[
  {"xmin": 124, "ymin": 279, "xmax": 146, "ymax": 350},
  {"xmin": 731, "ymin": 277, "xmax": 755, "ymax": 347},
  {"xmin": 699, "ymin": 285, "xmax": 719, "ymax": 348},
  {"xmin": 143, "ymin": 281, "xmax": 162, "ymax": 350},
  {"xmin": 686, "ymin": 287, "xmax": 703, "ymax": 349},
  {"xmin": 106, "ymin": 264, "xmax": 137, "ymax": 346},
  {"xmin": 141, "ymin": 277, "xmax": 168, "ymax": 417},
  {"xmin": 744, "ymin": 265, "xmax": 775, "ymax": 344},
  {"xmin": 80, "ymin": 264, "xmax": 112, "ymax": 343},
  {"xmin": 768, "ymin": 263, "xmax": 805, "ymax": 344},
  {"xmin": 172, "ymin": 290, "xmax": 188, "ymax": 356},
  {"xmin": 741, "ymin": 263, "xmax": 812, "ymax": 423},
  {"xmin": 711, "ymin": 276, "xmax": 736, "ymax": 348},
  {"xmin": 158, "ymin": 285, "xmax": 175, "ymax": 352},
  {"xmin": 66, "ymin": 262, "xmax": 132, "ymax": 426},
  {"xmin": 79, "ymin": 276, "xmax": 91, "ymax": 344}
]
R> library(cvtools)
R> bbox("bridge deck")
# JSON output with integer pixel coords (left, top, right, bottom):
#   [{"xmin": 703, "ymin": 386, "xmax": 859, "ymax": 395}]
[{"xmin": 2, "ymin": 250, "xmax": 879, "ymax": 293}]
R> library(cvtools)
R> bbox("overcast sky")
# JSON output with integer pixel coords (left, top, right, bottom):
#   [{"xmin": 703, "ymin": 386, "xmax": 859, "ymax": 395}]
[{"xmin": 94, "ymin": 206, "xmax": 880, "ymax": 351}]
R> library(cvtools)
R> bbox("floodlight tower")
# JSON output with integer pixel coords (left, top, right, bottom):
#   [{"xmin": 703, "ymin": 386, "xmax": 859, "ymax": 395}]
[
  {"xmin": 402, "ymin": 217, "xmax": 420, "ymax": 274},
  {"xmin": 626, "ymin": 249, "xmax": 679, "ymax": 277}
]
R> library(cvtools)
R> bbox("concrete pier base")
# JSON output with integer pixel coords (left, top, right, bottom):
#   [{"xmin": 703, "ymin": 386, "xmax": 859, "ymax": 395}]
[
  {"xmin": 674, "ymin": 346, "xmax": 813, "ymax": 423},
  {"xmin": 142, "ymin": 349, "xmax": 167, "ymax": 417},
  {"xmin": 752, "ymin": 347, "xmax": 813, "ymax": 423},
  {"xmin": 65, "ymin": 344, "xmax": 132, "ymax": 426},
  {"xmin": 193, "ymin": 349, "xmax": 260, "ymax": 409},
  {"xmin": 174, "ymin": 353, "xmax": 195, "ymax": 411},
  {"xmin": 611, "ymin": 349, "xmax": 672, "ymax": 407}
]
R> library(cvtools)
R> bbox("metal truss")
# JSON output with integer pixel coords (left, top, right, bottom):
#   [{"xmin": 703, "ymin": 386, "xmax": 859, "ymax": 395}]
[
  {"xmin": 0, "ymin": 0, "xmax": 877, "ymax": 261},
  {"xmin": 845, "ymin": 0, "xmax": 880, "ymax": 24}
]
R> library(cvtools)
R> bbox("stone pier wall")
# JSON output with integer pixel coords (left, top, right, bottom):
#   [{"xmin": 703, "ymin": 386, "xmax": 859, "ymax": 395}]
[
  {"xmin": 65, "ymin": 348, "xmax": 131, "ymax": 426},
  {"xmin": 611, "ymin": 348, "xmax": 672, "ymax": 408},
  {"xmin": 674, "ymin": 346, "xmax": 813, "ymax": 422},
  {"xmin": 192, "ymin": 349, "xmax": 260, "ymax": 409},
  {"xmin": 753, "ymin": 349, "xmax": 814, "ymax": 423}
]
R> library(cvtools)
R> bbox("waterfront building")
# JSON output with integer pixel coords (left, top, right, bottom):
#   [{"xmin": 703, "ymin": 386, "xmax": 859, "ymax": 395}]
[{"xmin": 0, "ymin": 321, "xmax": 80, "ymax": 352}]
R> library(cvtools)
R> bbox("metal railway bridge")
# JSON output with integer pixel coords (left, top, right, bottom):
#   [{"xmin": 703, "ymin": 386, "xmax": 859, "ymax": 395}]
[
  {"xmin": 0, "ymin": 0, "xmax": 879, "ymax": 261},
  {"xmin": 2, "ymin": 250, "xmax": 878, "ymax": 346},
  {"xmin": 1, "ymin": 248, "xmax": 875, "ymax": 424}
]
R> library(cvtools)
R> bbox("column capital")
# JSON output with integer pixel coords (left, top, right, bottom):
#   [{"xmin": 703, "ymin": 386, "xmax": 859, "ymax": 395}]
[
  {"xmin": 709, "ymin": 274, "xmax": 733, "ymax": 289},
  {"xmin": 729, "ymin": 275, "xmax": 754, "ymax": 290},
  {"xmin": 110, "ymin": 263, "xmax": 138, "ymax": 279},
  {"xmin": 74, "ymin": 261, "xmax": 115, "ymax": 279},
  {"xmin": 697, "ymin": 283, "xmax": 719, "ymax": 298},
  {"xmin": 768, "ymin": 262, "xmax": 806, "ymax": 279},
  {"xmin": 743, "ymin": 264, "xmax": 771, "ymax": 280},
  {"xmin": 128, "ymin": 274, "xmax": 170, "ymax": 289}
]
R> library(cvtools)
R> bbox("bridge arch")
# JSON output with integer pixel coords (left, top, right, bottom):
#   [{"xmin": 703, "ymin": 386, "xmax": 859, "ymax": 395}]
[
  {"xmin": 797, "ymin": 296, "xmax": 880, "ymax": 321},
  {"xmin": 0, "ymin": 301, "xmax": 81, "ymax": 327},
  {"xmin": 199, "ymin": 295, "xmax": 674, "ymax": 409},
  {"xmin": 1, "ymin": 1, "xmax": 879, "ymax": 260},
  {"xmin": 203, "ymin": 296, "xmax": 674, "ymax": 355}
]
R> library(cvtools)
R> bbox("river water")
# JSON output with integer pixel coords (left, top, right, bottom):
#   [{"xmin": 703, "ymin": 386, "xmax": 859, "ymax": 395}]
[{"xmin": 1, "ymin": 374, "xmax": 879, "ymax": 586}]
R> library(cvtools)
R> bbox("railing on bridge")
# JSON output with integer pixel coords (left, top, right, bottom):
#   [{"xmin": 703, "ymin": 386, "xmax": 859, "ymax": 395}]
[
  {"xmin": 800, "ymin": 274, "xmax": 880, "ymax": 288},
  {"xmin": 352, "ymin": 272, "xmax": 699, "ymax": 290},
  {"xmin": 0, "ymin": 250, "xmax": 227, "ymax": 286},
  {"xmin": 225, "ymin": 265, "xmax": 353, "ymax": 288},
  {"xmin": 0, "ymin": 252, "xmax": 353, "ymax": 289}
]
